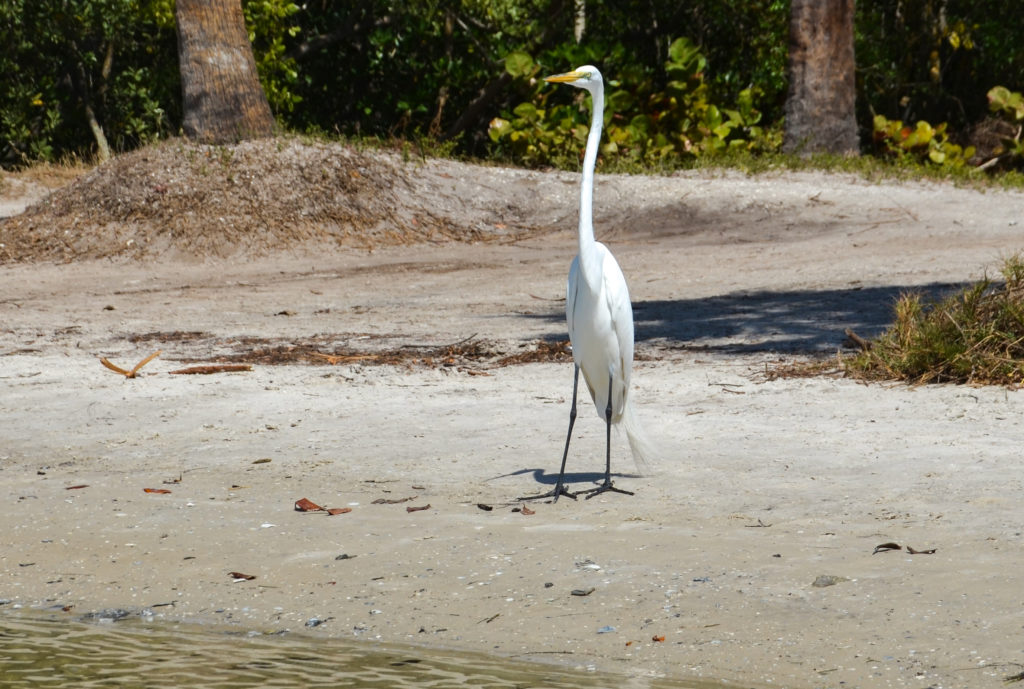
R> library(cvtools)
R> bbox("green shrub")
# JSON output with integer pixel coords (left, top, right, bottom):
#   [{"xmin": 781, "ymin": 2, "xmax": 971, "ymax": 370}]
[
  {"xmin": 243, "ymin": 0, "xmax": 302, "ymax": 115},
  {"xmin": 871, "ymin": 114, "xmax": 975, "ymax": 167},
  {"xmin": 985, "ymin": 86, "xmax": 1024, "ymax": 169},
  {"xmin": 489, "ymin": 38, "xmax": 779, "ymax": 169}
]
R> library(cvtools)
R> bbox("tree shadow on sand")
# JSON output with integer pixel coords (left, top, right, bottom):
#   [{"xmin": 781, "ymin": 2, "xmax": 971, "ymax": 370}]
[{"xmin": 529, "ymin": 282, "xmax": 968, "ymax": 354}]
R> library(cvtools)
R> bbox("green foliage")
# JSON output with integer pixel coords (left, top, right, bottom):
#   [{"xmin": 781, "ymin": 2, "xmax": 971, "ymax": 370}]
[
  {"xmin": 871, "ymin": 114, "xmax": 975, "ymax": 168},
  {"xmin": 243, "ymin": 0, "xmax": 302, "ymax": 114},
  {"xmin": 283, "ymin": 1, "xmax": 546, "ymax": 142},
  {"xmin": 567, "ymin": 0, "xmax": 789, "ymax": 125},
  {"xmin": 0, "ymin": 0, "xmax": 312, "ymax": 165},
  {"xmin": 847, "ymin": 255, "xmax": 1024, "ymax": 386},
  {"xmin": 985, "ymin": 86, "xmax": 1024, "ymax": 168},
  {"xmin": 280, "ymin": 1, "xmax": 790, "ymax": 157},
  {"xmin": 989, "ymin": 86, "xmax": 1024, "ymax": 122},
  {"xmin": 504, "ymin": 51, "xmax": 534, "ymax": 78},
  {"xmin": 490, "ymin": 38, "xmax": 779, "ymax": 168},
  {"xmin": 857, "ymin": 0, "xmax": 1024, "ymax": 131},
  {"xmin": 0, "ymin": 0, "xmax": 178, "ymax": 165},
  {"xmin": 1, "ymin": 0, "xmax": 1023, "ymax": 175},
  {"xmin": 869, "ymin": 85, "xmax": 1024, "ymax": 174}
]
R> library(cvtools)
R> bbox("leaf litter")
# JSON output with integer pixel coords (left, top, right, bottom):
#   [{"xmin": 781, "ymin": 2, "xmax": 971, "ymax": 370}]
[{"xmin": 113, "ymin": 331, "xmax": 570, "ymax": 374}]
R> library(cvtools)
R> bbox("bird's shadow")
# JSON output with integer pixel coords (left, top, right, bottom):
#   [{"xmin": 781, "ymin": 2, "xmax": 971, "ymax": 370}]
[
  {"xmin": 492, "ymin": 467, "xmax": 642, "ymax": 489},
  {"xmin": 525, "ymin": 282, "xmax": 968, "ymax": 352}
]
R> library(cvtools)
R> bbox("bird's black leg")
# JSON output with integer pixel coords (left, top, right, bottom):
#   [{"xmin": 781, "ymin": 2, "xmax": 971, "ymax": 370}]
[
  {"xmin": 520, "ymin": 365, "xmax": 579, "ymax": 502},
  {"xmin": 581, "ymin": 371, "xmax": 634, "ymax": 499}
]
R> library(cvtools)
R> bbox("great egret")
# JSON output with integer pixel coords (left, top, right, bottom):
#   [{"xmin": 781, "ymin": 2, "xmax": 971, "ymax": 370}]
[{"xmin": 523, "ymin": 65, "xmax": 654, "ymax": 502}]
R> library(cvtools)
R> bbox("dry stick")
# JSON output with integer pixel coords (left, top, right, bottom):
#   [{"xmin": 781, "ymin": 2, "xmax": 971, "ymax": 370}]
[
  {"xmin": 843, "ymin": 328, "xmax": 872, "ymax": 351},
  {"xmin": 168, "ymin": 364, "xmax": 252, "ymax": 375},
  {"xmin": 976, "ymin": 153, "xmax": 1011, "ymax": 171},
  {"xmin": 310, "ymin": 352, "xmax": 378, "ymax": 365},
  {"xmin": 943, "ymin": 309, "xmax": 968, "ymax": 341}
]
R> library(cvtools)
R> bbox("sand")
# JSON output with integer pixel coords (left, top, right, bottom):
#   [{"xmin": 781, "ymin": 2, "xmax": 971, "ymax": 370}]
[{"xmin": 2, "ymin": 155, "xmax": 1024, "ymax": 688}]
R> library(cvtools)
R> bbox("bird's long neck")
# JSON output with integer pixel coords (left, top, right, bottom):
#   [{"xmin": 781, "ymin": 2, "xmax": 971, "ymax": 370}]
[{"xmin": 577, "ymin": 85, "xmax": 603, "ymax": 283}]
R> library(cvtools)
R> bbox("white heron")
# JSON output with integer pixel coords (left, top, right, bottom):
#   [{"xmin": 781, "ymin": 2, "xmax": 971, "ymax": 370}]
[{"xmin": 523, "ymin": 65, "xmax": 655, "ymax": 502}]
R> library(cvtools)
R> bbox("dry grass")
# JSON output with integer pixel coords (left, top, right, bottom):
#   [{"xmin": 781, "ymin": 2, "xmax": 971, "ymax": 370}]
[
  {"xmin": 125, "ymin": 330, "xmax": 571, "ymax": 372},
  {"xmin": 14, "ymin": 159, "xmax": 92, "ymax": 187},
  {"xmin": 845, "ymin": 257, "xmax": 1024, "ymax": 386},
  {"xmin": 838, "ymin": 255, "xmax": 1024, "ymax": 386},
  {"xmin": 763, "ymin": 354, "xmax": 847, "ymax": 382},
  {"xmin": 763, "ymin": 255, "xmax": 1024, "ymax": 388}
]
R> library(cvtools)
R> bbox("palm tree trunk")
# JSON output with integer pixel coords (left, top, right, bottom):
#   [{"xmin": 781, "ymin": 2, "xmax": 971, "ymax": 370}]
[
  {"xmin": 783, "ymin": 0, "xmax": 859, "ymax": 155},
  {"xmin": 175, "ymin": 0, "xmax": 275, "ymax": 143}
]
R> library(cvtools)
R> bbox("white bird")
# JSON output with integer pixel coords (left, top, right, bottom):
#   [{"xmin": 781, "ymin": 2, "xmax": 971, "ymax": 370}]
[{"xmin": 523, "ymin": 65, "xmax": 655, "ymax": 502}]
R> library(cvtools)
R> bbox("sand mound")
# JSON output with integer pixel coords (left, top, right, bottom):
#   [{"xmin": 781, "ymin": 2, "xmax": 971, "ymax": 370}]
[{"xmin": 0, "ymin": 138, "xmax": 551, "ymax": 263}]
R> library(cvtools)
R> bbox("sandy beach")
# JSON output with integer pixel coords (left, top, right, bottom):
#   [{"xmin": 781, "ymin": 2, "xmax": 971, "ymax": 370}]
[{"xmin": 2, "ymin": 154, "xmax": 1024, "ymax": 688}]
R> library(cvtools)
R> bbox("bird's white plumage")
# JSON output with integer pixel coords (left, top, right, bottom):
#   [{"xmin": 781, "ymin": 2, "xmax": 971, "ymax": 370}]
[
  {"xmin": 566, "ymin": 245, "xmax": 632, "ymax": 424},
  {"xmin": 552, "ymin": 65, "xmax": 654, "ymax": 479}
]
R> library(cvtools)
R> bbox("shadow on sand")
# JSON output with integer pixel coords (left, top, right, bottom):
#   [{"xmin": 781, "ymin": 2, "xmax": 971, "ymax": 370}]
[
  {"xmin": 510, "ymin": 281, "xmax": 968, "ymax": 492},
  {"xmin": 495, "ymin": 468, "xmax": 643, "ymax": 494},
  {"xmin": 528, "ymin": 281, "xmax": 967, "ymax": 353}
]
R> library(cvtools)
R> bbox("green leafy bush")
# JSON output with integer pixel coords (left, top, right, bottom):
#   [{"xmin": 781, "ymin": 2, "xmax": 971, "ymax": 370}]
[
  {"xmin": 985, "ymin": 86, "xmax": 1024, "ymax": 168},
  {"xmin": 857, "ymin": 0, "xmax": 1024, "ymax": 132},
  {"xmin": 871, "ymin": 114, "xmax": 975, "ymax": 167},
  {"xmin": 2, "ymin": 0, "xmax": 1022, "ymax": 175},
  {"xmin": 489, "ymin": 38, "xmax": 778, "ymax": 169},
  {"xmin": 243, "ymin": 0, "xmax": 302, "ymax": 115},
  {"xmin": 989, "ymin": 86, "xmax": 1024, "ymax": 121},
  {"xmin": 0, "ymin": 0, "xmax": 178, "ymax": 165}
]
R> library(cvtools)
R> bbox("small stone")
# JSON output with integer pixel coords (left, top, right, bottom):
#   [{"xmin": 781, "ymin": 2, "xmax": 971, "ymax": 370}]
[{"xmin": 812, "ymin": 574, "xmax": 848, "ymax": 588}]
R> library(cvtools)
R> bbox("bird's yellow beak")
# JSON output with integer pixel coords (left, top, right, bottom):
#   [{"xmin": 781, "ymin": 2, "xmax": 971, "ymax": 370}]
[{"xmin": 544, "ymin": 71, "xmax": 584, "ymax": 84}]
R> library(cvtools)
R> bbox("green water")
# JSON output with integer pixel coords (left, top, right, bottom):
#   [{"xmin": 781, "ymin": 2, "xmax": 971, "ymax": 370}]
[{"xmin": 0, "ymin": 612, "xmax": 719, "ymax": 689}]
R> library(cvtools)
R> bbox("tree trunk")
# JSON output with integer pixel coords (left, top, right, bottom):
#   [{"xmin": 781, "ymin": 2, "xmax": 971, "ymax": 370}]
[
  {"xmin": 783, "ymin": 0, "xmax": 859, "ymax": 155},
  {"xmin": 175, "ymin": 0, "xmax": 275, "ymax": 143},
  {"xmin": 83, "ymin": 102, "xmax": 112, "ymax": 163},
  {"xmin": 574, "ymin": 0, "xmax": 586, "ymax": 43},
  {"xmin": 68, "ymin": 39, "xmax": 113, "ymax": 162}
]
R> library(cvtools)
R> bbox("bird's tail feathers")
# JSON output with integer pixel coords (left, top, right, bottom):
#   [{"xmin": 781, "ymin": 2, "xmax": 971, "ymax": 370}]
[{"xmin": 622, "ymin": 398, "xmax": 658, "ymax": 476}]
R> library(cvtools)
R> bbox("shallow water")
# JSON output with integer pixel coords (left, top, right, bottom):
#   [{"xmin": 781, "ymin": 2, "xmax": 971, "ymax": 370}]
[{"xmin": 0, "ymin": 612, "xmax": 720, "ymax": 689}]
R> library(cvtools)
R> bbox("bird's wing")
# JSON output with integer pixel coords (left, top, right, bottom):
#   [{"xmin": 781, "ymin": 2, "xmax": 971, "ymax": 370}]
[
  {"xmin": 600, "ymin": 246, "xmax": 634, "ymax": 387},
  {"xmin": 566, "ymin": 254, "xmax": 581, "ymax": 339}
]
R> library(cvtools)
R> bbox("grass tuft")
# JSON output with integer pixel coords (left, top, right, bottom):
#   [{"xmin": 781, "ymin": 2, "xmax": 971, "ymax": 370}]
[{"xmin": 845, "ymin": 253, "xmax": 1024, "ymax": 386}]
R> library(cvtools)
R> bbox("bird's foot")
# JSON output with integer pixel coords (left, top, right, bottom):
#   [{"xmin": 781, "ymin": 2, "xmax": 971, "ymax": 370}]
[
  {"xmin": 579, "ymin": 481, "xmax": 634, "ymax": 500},
  {"xmin": 519, "ymin": 483, "xmax": 577, "ymax": 503}
]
